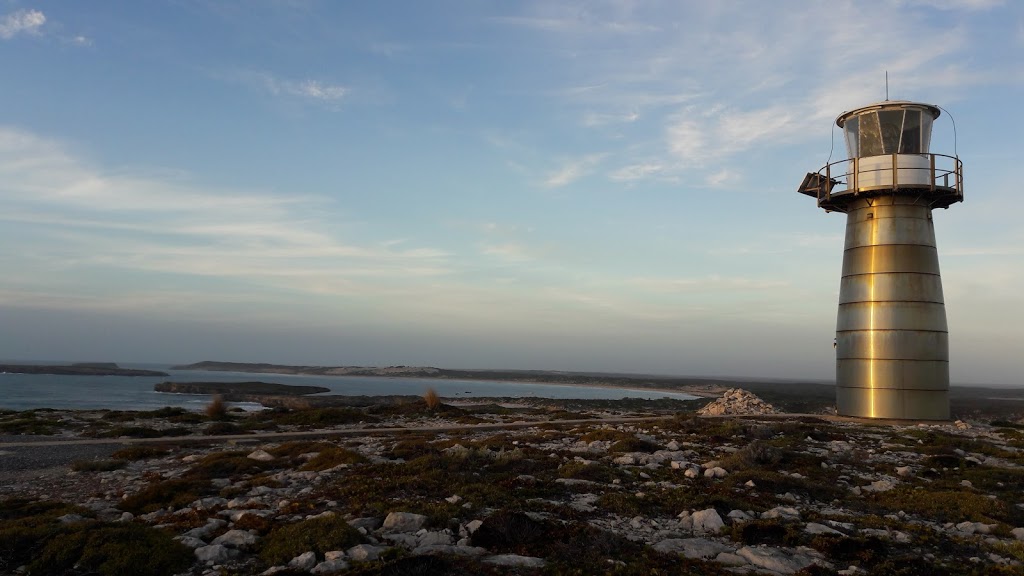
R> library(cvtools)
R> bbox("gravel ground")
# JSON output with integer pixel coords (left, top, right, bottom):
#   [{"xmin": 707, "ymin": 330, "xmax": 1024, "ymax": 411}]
[{"xmin": 0, "ymin": 435, "xmax": 120, "ymax": 486}]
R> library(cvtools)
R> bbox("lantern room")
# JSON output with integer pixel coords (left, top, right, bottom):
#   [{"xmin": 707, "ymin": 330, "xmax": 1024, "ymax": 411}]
[
  {"xmin": 798, "ymin": 100, "xmax": 963, "ymax": 212},
  {"xmin": 836, "ymin": 101, "xmax": 939, "ymax": 158}
]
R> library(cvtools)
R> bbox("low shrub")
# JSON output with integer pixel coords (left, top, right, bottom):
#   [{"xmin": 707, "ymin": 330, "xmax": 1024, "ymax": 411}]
[
  {"xmin": 267, "ymin": 407, "xmax": 373, "ymax": 427},
  {"xmin": 423, "ymin": 388, "xmax": 441, "ymax": 411},
  {"xmin": 94, "ymin": 426, "xmax": 190, "ymax": 439},
  {"xmin": 300, "ymin": 446, "xmax": 368, "ymax": 471},
  {"xmin": 730, "ymin": 519, "xmax": 802, "ymax": 547},
  {"xmin": 204, "ymin": 421, "xmax": 244, "ymax": 435},
  {"xmin": 205, "ymin": 395, "xmax": 229, "ymax": 421},
  {"xmin": 259, "ymin": 515, "xmax": 364, "ymax": 565},
  {"xmin": 609, "ymin": 437, "xmax": 662, "ymax": 453},
  {"xmin": 28, "ymin": 522, "xmax": 192, "ymax": 576},
  {"xmin": 71, "ymin": 459, "xmax": 126, "ymax": 472},
  {"xmin": 118, "ymin": 478, "xmax": 211, "ymax": 514},
  {"xmin": 111, "ymin": 445, "xmax": 172, "ymax": 460},
  {"xmin": 187, "ymin": 450, "xmax": 278, "ymax": 479}
]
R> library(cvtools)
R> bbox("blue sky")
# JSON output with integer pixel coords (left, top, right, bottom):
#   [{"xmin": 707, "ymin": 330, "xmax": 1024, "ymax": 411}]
[{"xmin": 1, "ymin": 0, "xmax": 1022, "ymax": 384}]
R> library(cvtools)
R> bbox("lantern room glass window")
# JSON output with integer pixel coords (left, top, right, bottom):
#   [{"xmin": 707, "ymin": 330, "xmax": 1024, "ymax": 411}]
[{"xmin": 842, "ymin": 106, "xmax": 935, "ymax": 158}]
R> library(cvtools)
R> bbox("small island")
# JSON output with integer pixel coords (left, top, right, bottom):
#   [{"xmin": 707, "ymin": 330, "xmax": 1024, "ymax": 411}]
[
  {"xmin": 154, "ymin": 381, "xmax": 330, "ymax": 396},
  {"xmin": 0, "ymin": 363, "xmax": 168, "ymax": 377}
]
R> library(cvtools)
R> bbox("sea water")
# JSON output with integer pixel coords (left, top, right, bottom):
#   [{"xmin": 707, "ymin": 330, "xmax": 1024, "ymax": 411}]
[{"xmin": 0, "ymin": 365, "xmax": 697, "ymax": 411}]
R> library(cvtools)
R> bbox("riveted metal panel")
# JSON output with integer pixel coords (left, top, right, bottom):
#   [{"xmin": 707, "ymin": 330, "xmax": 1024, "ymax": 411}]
[
  {"xmin": 836, "ymin": 359, "xmax": 949, "ymax": 390},
  {"xmin": 847, "ymin": 203, "xmax": 932, "ymax": 222},
  {"xmin": 836, "ymin": 330, "xmax": 947, "ymax": 361},
  {"xmin": 836, "ymin": 387, "xmax": 950, "ymax": 420},
  {"xmin": 838, "ymin": 273, "xmax": 945, "ymax": 304},
  {"xmin": 841, "ymin": 245, "xmax": 941, "ymax": 276},
  {"xmin": 836, "ymin": 301, "xmax": 948, "ymax": 331},
  {"xmin": 845, "ymin": 215, "xmax": 937, "ymax": 248}
]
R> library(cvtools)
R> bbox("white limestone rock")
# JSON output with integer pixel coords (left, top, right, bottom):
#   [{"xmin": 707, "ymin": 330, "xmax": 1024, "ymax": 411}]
[
  {"xmin": 247, "ymin": 449, "xmax": 275, "ymax": 462},
  {"xmin": 312, "ymin": 559, "xmax": 350, "ymax": 574},
  {"xmin": 691, "ymin": 508, "xmax": 726, "ymax": 534},
  {"xmin": 383, "ymin": 511, "xmax": 428, "ymax": 533},
  {"xmin": 483, "ymin": 554, "xmax": 546, "ymax": 567},
  {"xmin": 289, "ymin": 551, "xmax": 318, "ymax": 571},
  {"xmin": 212, "ymin": 529, "xmax": 258, "ymax": 549},
  {"xmin": 347, "ymin": 544, "xmax": 389, "ymax": 562},
  {"xmin": 652, "ymin": 538, "xmax": 733, "ymax": 559},
  {"xmin": 805, "ymin": 523, "xmax": 844, "ymax": 536},
  {"xmin": 184, "ymin": 518, "xmax": 227, "ymax": 540},
  {"xmin": 697, "ymin": 388, "xmax": 779, "ymax": 416},
  {"xmin": 736, "ymin": 545, "xmax": 820, "ymax": 575},
  {"xmin": 194, "ymin": 544, "xmax": 239, "ymax": 564},
  {"xmin": 703, "ymin": 466, "xmax": 728, "ymax": 478},
  {"xmin": 413, "ymin": 544, "xmax": 488, "ymax": 556},
  {"xmin": 761, "ymin": 506, "xmax": 801, "ymax": 521}
]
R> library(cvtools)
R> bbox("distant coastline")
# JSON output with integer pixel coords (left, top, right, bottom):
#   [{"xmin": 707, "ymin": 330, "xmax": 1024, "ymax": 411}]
[
  {"xmin": 0, "ymin": 362, "xmax": 168, "ymax": 377},
  {"xmin": 171, "ymin": 360, "xmax": 737, "ymax": 396}
]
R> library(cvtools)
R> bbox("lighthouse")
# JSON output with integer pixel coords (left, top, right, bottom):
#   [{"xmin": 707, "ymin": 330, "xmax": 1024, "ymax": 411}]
[{"xmin": 798, "ymin": 101, "xmax": 963, "ymax": 420}]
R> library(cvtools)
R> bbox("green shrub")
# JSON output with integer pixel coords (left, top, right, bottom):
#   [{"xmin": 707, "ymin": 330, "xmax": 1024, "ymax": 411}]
[
  {"xmin": 259, "ymin": 515, "xmax": 364, "ymax": 565},
  {"xmin": 204, "ymin": 421, "xmax": 244, "ymax": 435},
  {"xmin": 0, "ymin": 417, "xmax": 59, "ymax": 435},
  {"xmin": 558, "ymin": 461, "xmax": 616, "ymax": 483},
  {"xmin": 28, "ymin": 522, "xmax": 191, "ymax": 576},
  {"xmin": 187, "ymin": 450, "xmax": 278, "ymax": 479},
  {"xmin": 609, "ymin": 437, "xmax": 662, "ymax": 453},
  {"xmin": 300, "ymin": 446, "xmax": 368, "ymax": 471},
  {"xmin": 118, "ymin": 478, "xmax": 211, "ymax": 514},
  {"xmin": 268, "ymin": 407, "xmax": 374, "ymax": 427}
]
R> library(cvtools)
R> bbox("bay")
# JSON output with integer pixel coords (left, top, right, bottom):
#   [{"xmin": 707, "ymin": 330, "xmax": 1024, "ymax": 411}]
[{"xmin": 0, "ymin": 364, "xmax": 697, "ymax": 411}]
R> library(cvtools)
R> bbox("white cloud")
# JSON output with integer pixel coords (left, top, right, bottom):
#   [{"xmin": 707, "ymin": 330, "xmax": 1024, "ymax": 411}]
[
  {"xmin": 631, "ymin": 276, "xmax": 790, "ymax": 293},
  {"xmin": 543, "ymin": 153, "xmax": 606, "ymax": 187},
  {"xmin": 0, "ymin": 127, "xmax": 449, "ymax": 303},
  {"xmin": 228, "ymin": 70, "xmax": 349, "ymax": 103},
  {"xmin": 481, "ymin": 243, "xmax": 532, "ymax": 262},
  {"xmin": 0, "ymin": 9, "xmax": 45, "ymax": 39},
  {"xmin": 609, "ymin": 161, "xmax": 666, "ymax": 182},
  {"xmin": 508, "ymin": 0, "xmax": 1004, "ymax": 185},
  {"xmin": 896, "ymin": 0, "xmax": 1004, "ymax": 9},
  {"xmin": 293, "ymin": 79, "xmax": 348, "ymax": 101},
  {"xmin": 69, "ymin": 35, "xmax": 93, "ymax": 47}
]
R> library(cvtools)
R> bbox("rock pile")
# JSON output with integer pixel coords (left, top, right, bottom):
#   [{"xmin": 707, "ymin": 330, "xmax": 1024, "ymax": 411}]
[{"xmin": 697, "ymin": 388, "xmax": 778, "ymax": 416}]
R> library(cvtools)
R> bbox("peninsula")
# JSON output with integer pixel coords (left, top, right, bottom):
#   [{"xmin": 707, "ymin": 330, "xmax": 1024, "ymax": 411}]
[{"xmin": 0, "ymin": 362, "xmax": 168, "ymax": 377}]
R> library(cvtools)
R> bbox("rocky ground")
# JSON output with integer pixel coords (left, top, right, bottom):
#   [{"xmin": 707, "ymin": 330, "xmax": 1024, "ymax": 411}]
[{"xmin": 2, "ymin": 392, "xmax": 1024, "ymax": 575}]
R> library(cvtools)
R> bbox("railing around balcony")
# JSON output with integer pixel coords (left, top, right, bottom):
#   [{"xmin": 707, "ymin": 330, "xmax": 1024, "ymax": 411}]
[{"xmin": 798, "ymin": 153, "xmax": 963, "ymax": 211}]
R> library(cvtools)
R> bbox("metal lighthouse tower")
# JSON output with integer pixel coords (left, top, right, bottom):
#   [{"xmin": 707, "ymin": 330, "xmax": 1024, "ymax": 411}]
[{"xmin": 799, "ymin": 100, "xmax": 963, "ymax": 420}]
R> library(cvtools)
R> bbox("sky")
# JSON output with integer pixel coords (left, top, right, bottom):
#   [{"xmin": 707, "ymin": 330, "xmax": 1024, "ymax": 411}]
[{"xmin": 1, "ymin": 1, "xmax": 1022, "ymax": 384}]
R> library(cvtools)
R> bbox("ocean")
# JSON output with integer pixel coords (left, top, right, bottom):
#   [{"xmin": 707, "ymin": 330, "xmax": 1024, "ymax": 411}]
[{"xmin": 0, "ymin": 364, "xmax": 698, "ymax": 412}]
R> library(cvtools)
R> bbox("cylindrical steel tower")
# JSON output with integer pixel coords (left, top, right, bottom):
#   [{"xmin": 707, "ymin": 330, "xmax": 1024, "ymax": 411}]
[{"xmin": 798, "ymin": 101, "xmax": 963, "ymax": 420}]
